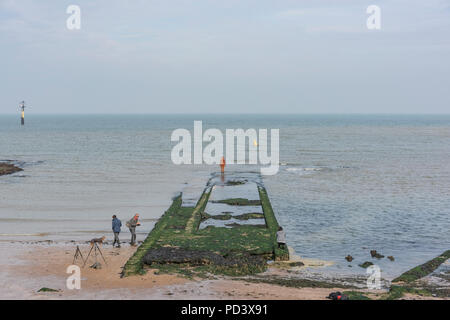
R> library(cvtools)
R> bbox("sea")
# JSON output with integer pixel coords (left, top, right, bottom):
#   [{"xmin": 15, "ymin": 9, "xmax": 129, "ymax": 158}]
[{"xmin": 1, "ymin": 114, "xmax": 449, "ymax": 279}]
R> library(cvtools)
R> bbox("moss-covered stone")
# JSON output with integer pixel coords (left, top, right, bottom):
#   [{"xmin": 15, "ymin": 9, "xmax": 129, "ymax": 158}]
[
  {"xmin": 211, "ymin": 198, "xmax": 261, "ymax": 206},
  {"xmin": 226, "ymin": 180, "xmax": 247, "ymax": 186},
  {"xmin": 392, "ymin": 250, "xmax": 450, "ymax": 283},
  {"xmin": 234, "ymin": 213, "xmax": 265, "ymax": 220},
  {"xmin": 202, "ymin": 212, "xmax": 264, "ymax": 221},
  {"xmin": 258, "ymin": 186, "xmax": 289, "ymax": 261},
  {"xmin": 359, "ymin": 261, "xmax": 373, "ymax": 268},
  {"xmin": 38, "ymin": 287, "xmax": 60, "ymax": 292},
  {"xmin": 237, "ymin": 275, "xmax": 356, "ymax": 289},
  {"xmin": 385, "ymin": 285, "xmax": 432, "ymax": 300}
]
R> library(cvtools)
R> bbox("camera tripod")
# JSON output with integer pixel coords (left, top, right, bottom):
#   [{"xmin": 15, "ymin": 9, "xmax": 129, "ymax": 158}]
[{"xmin": 83, "ymin": 242, "xmax": 107, "ymax": 267}]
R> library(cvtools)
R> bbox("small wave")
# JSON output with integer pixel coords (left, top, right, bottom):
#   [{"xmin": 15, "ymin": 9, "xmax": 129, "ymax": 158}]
[
  {"xmin": 0, "ymin": 159, "xmax": 44, "ymax": 168},
  {"xmin": 279, "ymin": 162, "xmax": 302, "ymax": 166},
  {"xmin": 286, "ymin": 167, "xmax": 323, "ymax": 172},
  {"xmin": 0, "ymin": 232, "xmax": 50, "ymax": 237}
]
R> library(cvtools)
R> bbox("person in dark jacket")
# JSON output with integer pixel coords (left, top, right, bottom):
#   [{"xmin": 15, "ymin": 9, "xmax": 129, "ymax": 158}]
[{"xmin": 112, "ymin": 215, "xmax": 122, "ymax": 248}]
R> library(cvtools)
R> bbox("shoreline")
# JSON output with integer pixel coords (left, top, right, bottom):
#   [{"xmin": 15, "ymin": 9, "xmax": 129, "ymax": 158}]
[{"xmin": 2, "ymin": 241, "xmax": 447, "ymax": 300}]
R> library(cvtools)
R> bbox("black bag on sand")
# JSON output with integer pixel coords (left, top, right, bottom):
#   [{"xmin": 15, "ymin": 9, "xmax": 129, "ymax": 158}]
[{"xmin": 327, "ymin": 292, "xmax": 349, "ymax": 300}]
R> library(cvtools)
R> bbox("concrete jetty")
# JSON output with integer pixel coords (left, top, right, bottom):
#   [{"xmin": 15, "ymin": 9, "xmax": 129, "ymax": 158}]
[{"xmin": 122, "ymin": 172, "xmax": 289, "ymax": 277}]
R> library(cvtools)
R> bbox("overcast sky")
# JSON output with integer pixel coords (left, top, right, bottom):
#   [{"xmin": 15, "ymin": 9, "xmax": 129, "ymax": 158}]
[{"xmin": 0, "ymin": 0, "xmax": 449, "ymax": 114}]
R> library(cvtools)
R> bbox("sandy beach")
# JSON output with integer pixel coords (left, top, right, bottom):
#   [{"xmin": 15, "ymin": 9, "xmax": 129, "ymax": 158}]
[
  {"xmin": 0, "ymin": 241, "xmax": 383, "ymax": 300},
  {"xmin": 5, "ymin": 240, "xmax": 447, "ymax": 300}
]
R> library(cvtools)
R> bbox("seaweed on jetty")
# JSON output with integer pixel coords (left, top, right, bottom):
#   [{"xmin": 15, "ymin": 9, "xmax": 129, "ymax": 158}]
[
  {"xmin": 385, "ymin": 285, "xmax": 433, "ymax": 300},
  {"xmin": 122, "ymin": 179, "xmax": 288, "ymax": 277},
  {"xmin": 202, "ymin": 212, "xmax": 264, "ymax": 221},
  {"xmin": 211, "ymin": 198, "xmax": 261, "ymax": 206},
  {"xmin": 122, "ymin": 194, "xmax": 184, "ymax": 277},
  {"xmin": 143, "ymin": 247, "xmax": 267, "ymax": 276},
  {"xmin": 258, "ymin": 186, "xmax": 289, "ymax": 261},
  {"xmin": 359, "ymin": 261, "xmax": 373, "ymax": 268},
  {"xmin": 392, "ymin": 250, "xmax": 450, "ymax": 283},
  {"xmin": 226, "ymin": 180, "xmax": 247, "ymax": 186},
  {"xmin": 234, "ymin": 213, "xmax": 265, "ymax": 220}
]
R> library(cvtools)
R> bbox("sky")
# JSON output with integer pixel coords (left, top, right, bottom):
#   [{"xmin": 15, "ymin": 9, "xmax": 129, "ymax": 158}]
[{"xmin": 0, "ymin": 0, "xmax": 449, "ymax": 114}]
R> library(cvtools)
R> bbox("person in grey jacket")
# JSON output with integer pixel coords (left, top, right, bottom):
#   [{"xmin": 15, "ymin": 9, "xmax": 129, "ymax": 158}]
[
  {"xmin": 126, "ymin": 213, "xmax": 140, "ymax": 246},
  {"xmin": 276, "ymin": 226, "xmax": 286, "ymax": 249},
  {"xmin": 112, "ymin": 215, "xmax": 122, "ymax": 248}
]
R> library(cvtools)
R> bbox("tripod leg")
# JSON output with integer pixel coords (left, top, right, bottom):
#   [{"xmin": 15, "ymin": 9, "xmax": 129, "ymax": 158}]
[
  {"xmin": 73, "ymin": 249, "xmax": 78, "ymax": 265},
  {"xmin": 73, "ymin": 246, "xmax": 85, "ymax": 265},
  {"xmin": 79, "ymin": 249, "xmax": 85, "ymax": 264},
  {"xmin": 83, "ymin": 245, "xmax": 94, "ymax": 268},
  {"xmin": 96, "ymin": 243, "xmax": 108, "ymax": 265}
]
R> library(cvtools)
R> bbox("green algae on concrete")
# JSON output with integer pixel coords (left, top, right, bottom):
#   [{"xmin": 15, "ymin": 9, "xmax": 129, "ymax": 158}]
[
  {"xmin": 122, "ymin": 194, "xmax": 183, "ymax": 277},
  {"xmin": 342, "ymin": 291, "xmax": 372, "ymax": 300},
  {"xmin": 202, "ymin": 212, "xmax": 264, "ymax": 221},
  {"xmin": 385, "ymin": 285, "xmax": 433, "ymax": 300},
  {"xmin": 211, "ymin": 198, "xmax": 261, "ymax": 206},
  {"xmin": 122, "ymin": 174, "xmax": 289, "ymax": 277},
  {"xmin": 392, "ymin": 250, "xmax": 450, "ymax": 283},
  {"xmin": 237, "ymin": 275, "xmax": 356, "ymax": 290},
  {"xmin": 258, "ymin": 186, "xmax": 289, "ymax": 261}
]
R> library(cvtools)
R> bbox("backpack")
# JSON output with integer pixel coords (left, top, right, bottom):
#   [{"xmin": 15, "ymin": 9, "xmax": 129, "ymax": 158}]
[{"xmin": 327, "ymin": 292, "xmax": 349, "ymax": 300}]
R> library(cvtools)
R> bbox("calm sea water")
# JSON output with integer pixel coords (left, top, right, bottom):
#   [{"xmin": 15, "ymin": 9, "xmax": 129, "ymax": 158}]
[{"xmin": 1, "ymin": 114, "xmax": 449, "ymax": 278}]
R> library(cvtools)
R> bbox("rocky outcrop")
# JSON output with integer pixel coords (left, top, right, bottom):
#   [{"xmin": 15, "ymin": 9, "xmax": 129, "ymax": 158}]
[{"xmin": 0, "ymin": 163, "xmax": 22, "ymax": 176}]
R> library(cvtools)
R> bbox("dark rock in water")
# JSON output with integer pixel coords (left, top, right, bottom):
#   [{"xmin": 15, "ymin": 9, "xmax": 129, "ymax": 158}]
[
  {"xmin": 226, "ymin": 180, "xmax": 247, "ymax": 186},
  {"xmin": 370, "ymin": 250, "xmax": 384, "ymax": 259},
  {"xmin": 345, "ymin": 255, "xmax": 353, "ymax": 262},
  {"xmin": 210, "ymin": 214, "xmax": 232, "ymax": 220},
  {"xmin": 359, "ymin": 261, "xmax": 374, "ymax": 268},
  {"xmin": 0, "ymin": 163, "xmax": 23, "ymax": 176},
  {"xmin": 387, "ymin": 256, "xmax": 395, "ymax": 261}
]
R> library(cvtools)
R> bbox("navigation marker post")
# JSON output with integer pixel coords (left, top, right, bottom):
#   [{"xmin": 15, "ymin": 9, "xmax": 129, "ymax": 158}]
[{"xmin": 19, "ymin": 101, "xmax": 26, "ymax": 126}]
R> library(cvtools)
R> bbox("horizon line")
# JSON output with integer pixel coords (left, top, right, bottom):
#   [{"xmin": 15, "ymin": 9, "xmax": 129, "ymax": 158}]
[{"xmin": 1, "ymin": 112, "xmax": 450, "ymax": 116}]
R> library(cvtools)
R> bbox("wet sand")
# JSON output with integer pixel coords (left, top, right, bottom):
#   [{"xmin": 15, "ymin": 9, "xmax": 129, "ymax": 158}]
[
  {"xmin": 0, "ymin": 242, "xmax": 358, "ymax": 300},
  {"xmin": 1, "ymin": 242, "xmax": 446, "ymax": 300}
]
